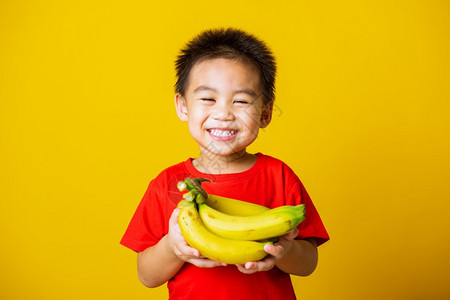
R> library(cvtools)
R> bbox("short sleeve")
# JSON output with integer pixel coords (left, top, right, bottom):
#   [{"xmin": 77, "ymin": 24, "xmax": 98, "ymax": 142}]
[
  {"xmin": 287, "ymin": 181, "xmax": 329, "ymax": 246},
  {"xmin": 120, "ymin": 180, "xmax": 167, "ymax": 252}
]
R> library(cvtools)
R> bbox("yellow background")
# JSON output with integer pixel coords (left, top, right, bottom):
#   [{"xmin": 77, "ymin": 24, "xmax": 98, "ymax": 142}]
[{"xmin": 1, "ymin": 0, "xmax": 449, "ymax": 299}]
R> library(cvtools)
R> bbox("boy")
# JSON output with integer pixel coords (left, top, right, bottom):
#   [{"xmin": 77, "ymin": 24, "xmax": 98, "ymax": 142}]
[{"xmin": 120, "ymin": 28, "xmax": 329, "ymax": 299}]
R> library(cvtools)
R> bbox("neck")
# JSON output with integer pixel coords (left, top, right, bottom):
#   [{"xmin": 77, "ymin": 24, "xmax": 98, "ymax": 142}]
[{"xmin": 193, "ymin": 149, "xmax": 257, "ymax": 174}]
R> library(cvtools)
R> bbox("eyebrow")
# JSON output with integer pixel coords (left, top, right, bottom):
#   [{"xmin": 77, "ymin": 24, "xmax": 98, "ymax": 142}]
[
  {"xmin": 193, "ymin": 85, "xmax": 216, "ymax": 93},
  {"xmin": 193, "ymin": 85, "xmax": 259, "ymax": 97}
]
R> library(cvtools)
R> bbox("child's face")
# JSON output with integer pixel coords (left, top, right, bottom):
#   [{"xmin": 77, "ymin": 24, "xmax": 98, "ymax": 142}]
[{"xmin": 175, "ymin": 58, "xmax": 272, "ymax": 159}]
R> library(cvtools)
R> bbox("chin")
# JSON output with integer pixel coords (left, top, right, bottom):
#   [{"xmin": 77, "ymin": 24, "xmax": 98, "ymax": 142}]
[{"xmin": 212, "ymin": 147, "xmax": 248, "ymax": 157}]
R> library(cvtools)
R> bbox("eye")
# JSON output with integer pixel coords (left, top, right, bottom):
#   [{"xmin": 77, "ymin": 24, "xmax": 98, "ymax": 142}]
[
  {"xmin": 234, "ymin": 99, "xmax": 249, "ymax": 105},
  {"xmin": 200, "ymin": 98, "xmax": 215, "ymax": 102}
]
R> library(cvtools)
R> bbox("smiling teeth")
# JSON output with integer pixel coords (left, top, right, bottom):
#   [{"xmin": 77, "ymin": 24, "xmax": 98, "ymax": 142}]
[{"xmin": 209, "ymin": 129, "xmax": 236, "ymax": 137}]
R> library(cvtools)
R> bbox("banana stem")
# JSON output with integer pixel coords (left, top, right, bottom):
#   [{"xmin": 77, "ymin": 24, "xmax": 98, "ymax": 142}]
[
  {"xmin": 196, "ymin": 193, "xmax": 206, "ymax": 204},
  {"xmin": 185, "ymin": 177, "xmax": 209, "ymax": 200},
  {"xmin": 177, "ymin": 181, "xmax": 188, "ymax": 192},
  {"xmin": 194, "ymin": 178, "xmax": 212, "ymax": 184},
  {"xmin": 179, "ymin": 177, "xmax": 211, "ymax": 204},
  {"xmin": 183, "ymin": 190, "xmax": 198, "ymax": 202}
]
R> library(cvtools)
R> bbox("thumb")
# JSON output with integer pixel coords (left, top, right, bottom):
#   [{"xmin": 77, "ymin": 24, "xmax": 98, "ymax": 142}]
[{"xmin": 284, "ymin": 228, "xmax": 299, "ymax": 240}]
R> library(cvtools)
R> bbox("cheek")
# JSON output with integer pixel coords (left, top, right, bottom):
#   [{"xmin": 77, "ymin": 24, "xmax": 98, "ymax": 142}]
[
  {"xmin": 239, "ymin": 110, "xmax": 262, "ymax": 130},
  {"xmin": 187, "ymin": 110, "xmax": 209, "ymax": 137},
  {"xmin": 188, "ymin": 105, "xmax": 210, "ymax": 121},
  {"xmin": 187, "ymin": 110, "xmax": 202, "ymax": 126}
]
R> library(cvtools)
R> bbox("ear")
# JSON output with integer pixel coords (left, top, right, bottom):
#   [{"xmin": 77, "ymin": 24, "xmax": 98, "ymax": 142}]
[
  {"xmin": 175, "ymin": 93, "xmax": 188, "ymax": 122},
  {"xmin": 260, "ymin": 102, "xmax": 274, "ymax": 128}
]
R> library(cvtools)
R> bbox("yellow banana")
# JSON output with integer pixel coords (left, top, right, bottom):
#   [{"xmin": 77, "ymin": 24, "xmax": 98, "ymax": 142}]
[
  {"xmin": 205, "ymin": 194, "xmax": 269, "ymax": 216},
  {"xmin": 198, "ymin": 203, "xmax": 305, "ymax": 241},
  {"xmin": 178, "ymin": 178, "xmax": 270, "ymax": 216},
  {"xmin": 177, "ymin": 200, "xmax": 272, "ymax": 264}
]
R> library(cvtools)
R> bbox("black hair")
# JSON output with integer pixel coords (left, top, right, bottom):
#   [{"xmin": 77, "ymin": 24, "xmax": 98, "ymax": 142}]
[{"xmin": 174, "ymin": 28, "xmax": 277, "ymax": 105}]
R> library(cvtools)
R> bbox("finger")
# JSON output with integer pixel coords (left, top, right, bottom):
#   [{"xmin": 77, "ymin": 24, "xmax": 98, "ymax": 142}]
[
  {"xmin": 237, "ymin": 258, "xmax": 275, "ymax": 274},
  {"xmin": 244, "ymin": 262, "xmax": 256, "ymax": 270},
  {"xmin": 235, "ymin": 263, "xmax": 258, "ymax": 274},
  {"xmin": 264, "ymin": 243, "xmax": 284, "ymax": 258},
  {"xmin": 287, "ymin": 228, "xmax": 299, "ymax": 239},
  {"xmin": 169, "ymin": 208, "xmax": 181, "ymax": 224},
  {"xmin": 183, "ymin": 245, "xmax": 200, "ymax": 257},
  {"xmin": 189, "ymin": 258, "xmax": 227, "ymax": 268},
  {"xmin": 279, "ymin": 228, "xmax": 298, "ymax": 241},
  {"xmin": 173, "ymin": 236, "xmax": 200, "ymax": 258}
]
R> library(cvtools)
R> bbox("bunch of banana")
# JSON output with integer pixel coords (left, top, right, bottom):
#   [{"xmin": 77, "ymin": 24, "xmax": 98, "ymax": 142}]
[
  {"xmin": 198, "ymin": 203, "xmax": 305, "ymax": 241},
  {"xmin": 177, "ymin": 200, "xmax": 272, "ymax": 264},
  {"xmin": 176, "ymin": 178, "xmax": 269, "ymax": 215},
  {"xmin": 176, "ymin": 178, "xmax": 306, "ymax": 264},
  {"xmin": 204, "ymin": 193, "xmax": 270, "ymax": 216}
]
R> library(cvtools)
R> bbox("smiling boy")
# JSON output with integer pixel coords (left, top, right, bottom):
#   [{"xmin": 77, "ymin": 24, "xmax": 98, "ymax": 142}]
[
  {"xmin": 175, "ymin": 57, "xmax": 271, "ymax": 174},
  {"xmin": 121, "ymin": 28, "xmax": 329, "ymax": 299}
]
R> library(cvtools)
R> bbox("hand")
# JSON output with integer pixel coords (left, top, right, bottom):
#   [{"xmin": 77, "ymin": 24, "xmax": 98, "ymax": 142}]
[
  {"xmin": 235, "ymin": 228, "xmax": 299, "ymax": 274},
  {"xmin": 167, "ymin": 208, "xmax": 226, "ymax": 268}
]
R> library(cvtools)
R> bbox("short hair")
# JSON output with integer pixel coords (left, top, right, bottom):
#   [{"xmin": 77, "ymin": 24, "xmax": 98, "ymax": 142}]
[{"xmin": 174, "ymin": 28, "xmax": 277, "ymax": 105}]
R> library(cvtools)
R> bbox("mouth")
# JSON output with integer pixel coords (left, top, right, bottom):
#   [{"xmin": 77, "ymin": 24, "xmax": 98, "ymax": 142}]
[{"xmin": 207, "ymin": 128, "xmax": 238, "ymax": 141}]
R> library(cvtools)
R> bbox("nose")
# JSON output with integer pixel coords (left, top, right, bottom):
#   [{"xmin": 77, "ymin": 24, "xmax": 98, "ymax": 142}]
[{"xmin": 211, "ymin": 102, "xmax": 235, "ymax": 121}]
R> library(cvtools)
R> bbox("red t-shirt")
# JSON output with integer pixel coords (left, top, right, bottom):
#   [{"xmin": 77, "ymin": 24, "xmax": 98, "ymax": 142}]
[{"xmin": 120, "ymin": 153, "xmax": 329, "ymax": 300}]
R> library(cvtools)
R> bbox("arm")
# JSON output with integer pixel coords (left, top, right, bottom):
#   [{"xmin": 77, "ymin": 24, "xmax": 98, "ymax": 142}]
[
  {"xmin": 236, "ymin": 229, "xmax": 318, "ymax": 276},
  {"xmin": 274, "ymin": 235, "xmax": 318, "ymax": 276},
  {"xmin": 137, "ymin": 208, "xmax": 225, "ymax": 288}
]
